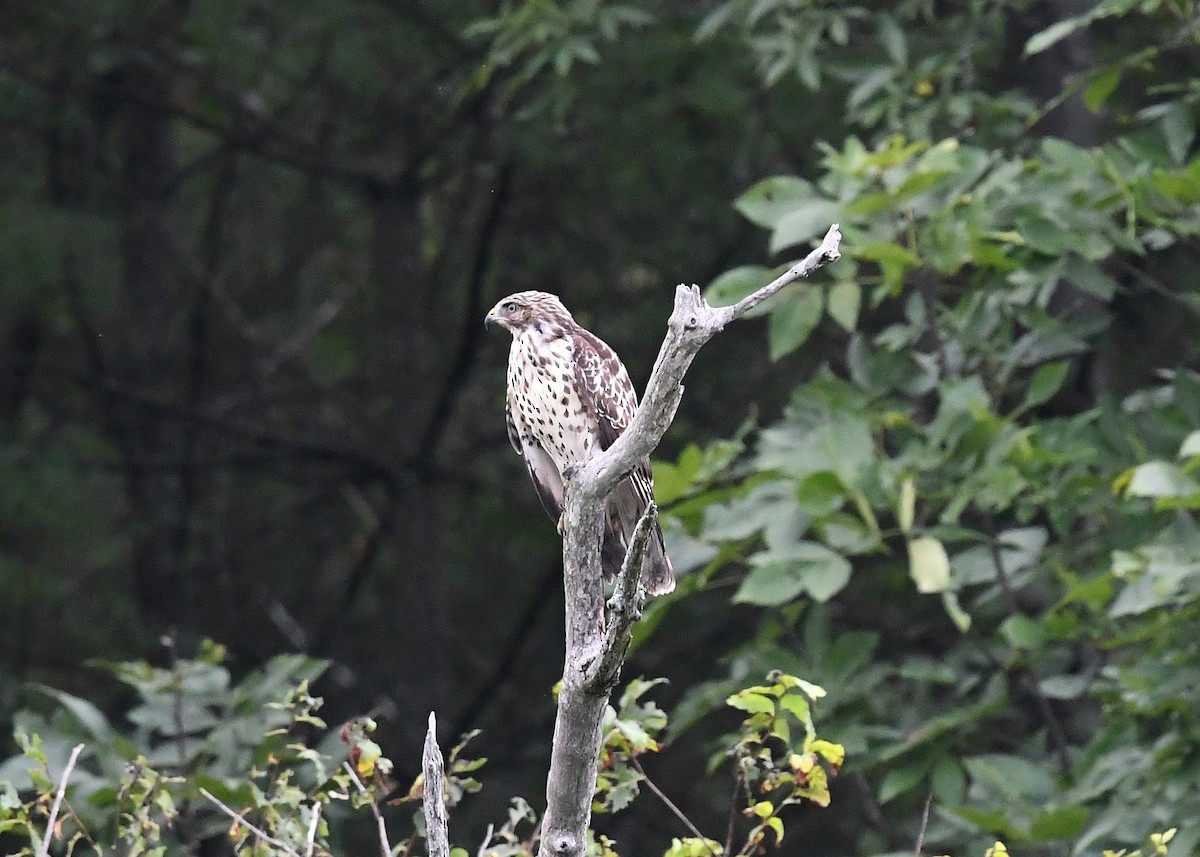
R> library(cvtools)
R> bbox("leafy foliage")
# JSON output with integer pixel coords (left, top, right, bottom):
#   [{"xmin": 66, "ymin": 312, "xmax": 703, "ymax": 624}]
[
  {"xmin": 2, "ymin": 657, "xmax": 843, "ymax": 857},
  {"xmin": 659, "ymin": 2, "xmax": 1200, "ymax": 854},
  {"xmin": 0, "ymin": 643, "xmax": 487, "ymax": 856}
]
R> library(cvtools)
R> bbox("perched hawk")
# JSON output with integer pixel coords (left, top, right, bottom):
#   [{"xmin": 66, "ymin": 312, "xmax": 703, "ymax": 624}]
[{"xmin": 485, "ymin": 291, "xmax": 675, "ymax": 596}]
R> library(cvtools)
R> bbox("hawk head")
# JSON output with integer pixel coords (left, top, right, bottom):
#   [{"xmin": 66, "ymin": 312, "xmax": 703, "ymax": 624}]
[{"xmin": 484, "ymin": 291, "xmax": 573, "ymax": 334}]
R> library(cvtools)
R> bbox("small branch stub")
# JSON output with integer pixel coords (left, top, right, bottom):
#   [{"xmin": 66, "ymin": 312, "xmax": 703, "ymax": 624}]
[
  {"xmin": 423, "ymin": 712, "xmax": 450, "ymax": 857},
  {"xmin": 587, "ymin": 502, "xmax": 657, "ymax": 690}
]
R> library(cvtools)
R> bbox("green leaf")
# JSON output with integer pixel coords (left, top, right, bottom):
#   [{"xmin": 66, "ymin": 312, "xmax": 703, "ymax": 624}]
[
  {"xmin": 1038, "ymin": 674, "xmax": 1091, "ymax": 700},
  {"xmin": 1179, "ymin": 430, "xmax": 1200, "ymax": 458},
  {"xmin": 726, "ymin": 690, "xmax": 775, "ymax": 715},
  {"xmin": 879, "ymin": 760, "xmax": 927, "ymax": 803},
  {"xmin": 999, "ymin": 614, "xmax": 1046, "ymax": 649},
  {"xmin": 768, "ymin": 288, "xmax": 824, "ymax": 360},
  {"xmin": 1159, "ymin": 102, "xmax": 1196, "ymax": 166},
  {"xmin": 1126, "ymin": 461, "xmax": 1200, "ymax": 498},
  {"xmin": 732, "ymin": 564, "xmax": 804, "ymax": 607},
  {"xmin": 942, "ymin": 590, "xmax": 972, "ymax": 632},
  {"xmin": 827, "ymin": 280, "xmax": 861, "ymax": 332},
  {"xmin": 736, "ymin": 542, "xmax": 852, "ymax": 605},
  {"xmin": 908, "ymin": 537, "xmax": 950, "ymax": 594},
  {"xmin": 766, "ymin": 815, "xmax": 785, "ymax": 844},
  {"xmin": 735, "ymin": 176, "xmax": 816, "ymax": 228},
  {"xmin": 1061, "ymin": 256, "xmax": 1117, "ymax": 300},
  {"xmin": 770, "ymin": 200, "xmax": 842, "ymax": 254},
  {"xmin": 932, "ymin": 756, "xmax": 965, "ymax": 803},
  {"xmin": 877, "ymin": 15, "xmax": 907, "ymax": 67},
  {"xmin": 898, "ymin": 477, "xmax": 916, "ymax": 535},
  {"xmin": 1022, "ymin": 361, "xmax": 1069, "ymax": 410},
  {"xmin": 1030, "ymin": 805, "xmax": 1090, "ymax": 839},
  {"xmin": 33, "ymin": 686, "xmax": 113, "ymax": 742},
  {"xmin": 1024, "ymin": 16, "xmax": 1089, "ymax": 56},
  {"xmin": 1083, "ymin": 66, "xmax": 1121, "ymax": 112},
  {"xmin": 963, "ymin": 754, "xmax": 1055, "ymax": 800},
  {"xmin": 706, "ymin": 265, "xmax": 768, "ymax": 309},
  {"xmin": 778, "ymin": 693, "xmax": 810, "ymax": 722}
]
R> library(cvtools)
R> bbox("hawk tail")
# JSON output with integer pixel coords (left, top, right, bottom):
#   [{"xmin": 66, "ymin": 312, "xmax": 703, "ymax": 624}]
[
  {"xmin": 641, "ymin": 522, "xmax": 675, "ymax": 596},
  {"xmin": 601, "ymin": 481, "xmax": 676, "ymax": 596}
]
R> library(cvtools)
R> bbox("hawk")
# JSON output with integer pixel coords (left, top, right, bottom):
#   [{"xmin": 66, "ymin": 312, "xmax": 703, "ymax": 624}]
[{"xmin": 485, "ymin": 291, "xmax": 675, "ymax": 596}]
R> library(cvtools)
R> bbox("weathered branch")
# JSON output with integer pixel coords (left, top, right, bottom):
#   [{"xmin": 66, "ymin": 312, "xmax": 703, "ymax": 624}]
[
  {"xmin": 423, "ymin": 712, "xmax": 450, "ymax": 857},
  {"xmin": 540, "ymin": 224, "xmax": 842, "ymax": 857},
  {"xmin": 585, "ymin": 503, "xmax": 657, "ymax": 690},
  {"xmin": 304, "ymin": 802, "xmax": 322, "ymax": 857},
  {"xmin": 36, "ymin": 743, "xmax": 85, "ymax": 857},
  {"xmin": 577, "ymin": 223, "xmax": 843, "ymax": 501}
]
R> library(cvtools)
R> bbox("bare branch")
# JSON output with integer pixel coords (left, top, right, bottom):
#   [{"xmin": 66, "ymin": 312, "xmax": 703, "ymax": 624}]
[
  {"xmin": 717, "ymin": 224, "xmax": 844, "ymax": 324},
  {"xmin": 199, "ymin": 788, "xmax": 300, "ymax": 857},
  {"xmin": 630, "ymin": 755, "xmax": 718, "ymax": 855},
  {"xmin": 423, "ymin": 712, "xmax": 450, "ymax": 857},
  {"xmin": 341, "ymin": 763, "xmax": 392, "ymax": 857},
  {"xmin": 36, "ymin": 743, "xmax": 85, "ymax": 857},
  {"xmin": 541, "ymin": 225, "xmax": 842, "ymax": 857},
  {"xmin": 585, "ymin": 503, "xmax": 657, "ymax": 690},
  {"xmin": 577, "ymin": 223, "xmax": 843, "ymax": 501},
  {"xmin": 914, "ymin": 791, "xmax": 932, "ymax": 857},
  {"xmin": 305, "ymin": 802, "xmax": 323, "ymax": 857}
]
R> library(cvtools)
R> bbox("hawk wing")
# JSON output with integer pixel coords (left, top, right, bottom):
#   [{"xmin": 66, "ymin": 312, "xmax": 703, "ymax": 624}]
[
  {"xmin": 571, "ymin": 328, "xmax": 675, "ymax": 595},
  {"xmin": 506, "ymin": 396, "xmax": 564, "ymax": 521}
]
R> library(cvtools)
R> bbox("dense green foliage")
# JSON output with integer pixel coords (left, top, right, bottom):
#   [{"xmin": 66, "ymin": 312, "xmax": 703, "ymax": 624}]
[{"xmin": 3, "ymin": 0, "xmax": 1200, "ymax": 854}]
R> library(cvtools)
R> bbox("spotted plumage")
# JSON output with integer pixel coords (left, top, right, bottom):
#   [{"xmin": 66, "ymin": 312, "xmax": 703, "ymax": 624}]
[{"xmin": 485, "ymin": 291, "xmax": 675, "ymax": 596}]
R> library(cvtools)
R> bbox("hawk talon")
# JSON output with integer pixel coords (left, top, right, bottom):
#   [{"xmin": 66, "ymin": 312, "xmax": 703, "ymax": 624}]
[{"xmin": 556, "ymin": 513, "xmax": 566, "ymax": 535}]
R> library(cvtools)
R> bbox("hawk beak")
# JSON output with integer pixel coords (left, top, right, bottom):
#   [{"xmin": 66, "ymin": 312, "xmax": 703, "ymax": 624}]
[{"xmin": 484, "ymin": 308, "xmax": 498, "ymax": 330}]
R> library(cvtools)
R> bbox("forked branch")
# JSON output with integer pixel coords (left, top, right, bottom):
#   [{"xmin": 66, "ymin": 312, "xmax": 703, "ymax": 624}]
[{"xmin": 542, "ymin": 224, "xmax": 842, "ymax": 857}]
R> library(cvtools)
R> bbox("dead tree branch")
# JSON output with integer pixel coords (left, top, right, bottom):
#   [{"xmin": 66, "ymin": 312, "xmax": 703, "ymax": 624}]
[
  {"xmin": 36, "ymin": 743, "xmax": 85, "ymax": 857},
  {"xmin": 585, "ymin": 502, "xmax": 657, "ymax": 690},
  {"xmin": 540, "ymin": 224, "xmax": 842, "ymax": 857},
  {"xmin": 423, "ymin": 712, "xmax": 450, "ymax": 857}
]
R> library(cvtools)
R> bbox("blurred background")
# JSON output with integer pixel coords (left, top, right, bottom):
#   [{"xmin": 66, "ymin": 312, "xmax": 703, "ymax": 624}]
[{"xmin": 2, "ymin": 1, "xmax": 1199, "ymax": 855}]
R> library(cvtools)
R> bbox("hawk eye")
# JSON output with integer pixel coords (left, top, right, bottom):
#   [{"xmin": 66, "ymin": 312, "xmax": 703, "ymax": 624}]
[{"xmin": 504, "ymin": 301, "xmax": 518, "ymax": 312}]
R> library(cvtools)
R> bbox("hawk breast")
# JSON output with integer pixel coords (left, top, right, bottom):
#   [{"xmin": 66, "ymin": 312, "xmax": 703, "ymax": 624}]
[{"xmin": 508, "ymin": 330, "xmax": 596, "ymax": 474}]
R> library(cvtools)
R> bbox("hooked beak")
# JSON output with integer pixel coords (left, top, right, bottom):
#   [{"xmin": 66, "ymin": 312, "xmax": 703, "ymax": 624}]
[{"xmin": 484, "ymin": 308, "xmax": 497, "ymax": 330}]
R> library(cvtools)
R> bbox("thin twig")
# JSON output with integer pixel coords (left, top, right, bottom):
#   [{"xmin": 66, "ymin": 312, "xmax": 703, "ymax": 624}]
[
  {"xmin": 199, "ymin": 788, "xmax": 300, "ymax": 857},
  {"xmin": 36, "ymin": 743, "xmax": 84, "ymax": 857},
  {"xmin": 342, "ymin": 762, "xmax": 392, "ymax": 857},
  {"xmin": 914, "ymin": 791, "xmax": 933, "ymax": 857},
  {"xmin": 476, "ymin": 823, "xmax": 496, "ymax": 857},
  {"xmin": 305, "ymin": 802, "xmax": 322, "ymax": 857},
  {"xmin": 630, "ymin": 755, "xmax": 717, "ymax": 855},
  {"xmin": 422, "ymin": 712, "xmax": 450, "ymax": 857},
  {"xmin": 724, "ymin": 773, "xmax": 740, "ymax": 857},
  {"xmin": 717, "ymin": 224, "xmax": 842, "ymax": 325}
]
